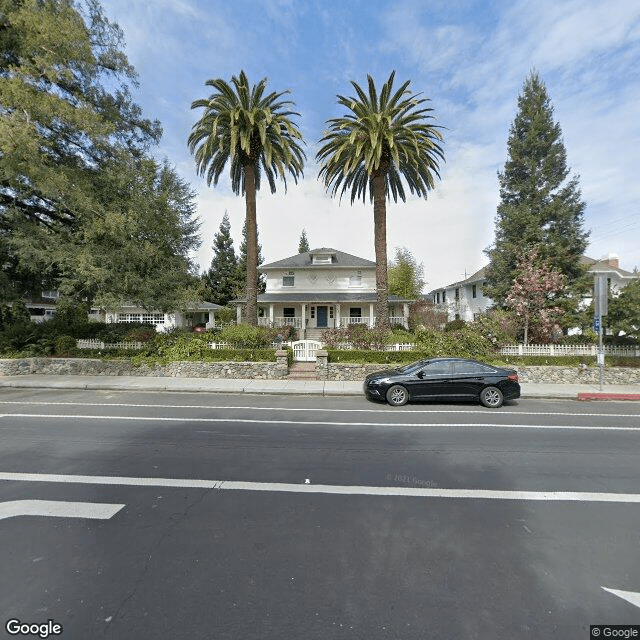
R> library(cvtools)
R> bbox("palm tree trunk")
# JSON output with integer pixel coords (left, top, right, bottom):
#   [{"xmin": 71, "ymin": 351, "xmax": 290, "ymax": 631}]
[
  {"xmin": 373, "ymin": 171, "xmax": 389, "ymax": 329},
  {"xmin": 244, "ymin": 163, "xmax": 258, "ymax": 326}
]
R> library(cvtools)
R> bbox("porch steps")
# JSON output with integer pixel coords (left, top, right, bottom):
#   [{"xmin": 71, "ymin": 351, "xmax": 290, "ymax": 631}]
[
  {"xmin": 304, "ymin": 329, "xmax": 325, "ymax": 341},
  {"xmin": 287, "ymin": 362, "xmax": 317, "ymax": 380}
]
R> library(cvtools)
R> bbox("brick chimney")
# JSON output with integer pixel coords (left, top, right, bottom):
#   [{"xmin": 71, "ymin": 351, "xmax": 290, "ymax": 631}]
[{"xmin": 607, "ymin": 253, "xmax": 619, "ymax": 269}]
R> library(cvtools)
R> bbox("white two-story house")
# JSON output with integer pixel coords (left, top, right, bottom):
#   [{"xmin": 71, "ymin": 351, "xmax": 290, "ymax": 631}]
[
  {"xmin": 428, "ymin": 253, "xmax": 639, "ymax": 323},
  {"xmin": 236, "ymin": 248, "xmax": 411, "ymax": 337},
  {"xmin": 428, "ymin": 266, "xmax": 492, "ymax": 322}
]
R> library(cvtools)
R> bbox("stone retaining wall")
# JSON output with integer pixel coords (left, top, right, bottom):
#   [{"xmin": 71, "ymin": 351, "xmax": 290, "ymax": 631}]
[
  {"xmin": 0, "ymin": 358, "xmax": 286, "ymax": 379},
  {"xmin": 1, "ymin": 358, "xmax": 639, "ymax": 385}
]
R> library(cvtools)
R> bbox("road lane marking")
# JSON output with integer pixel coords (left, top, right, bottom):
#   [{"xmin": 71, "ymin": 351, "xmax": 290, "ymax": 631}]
[
  {"xmin": 0, "ymin": 400, "xmax": 638, "ymax": 419},
  {"xmin": 0, "ymin": 500, "xmax": 124, "ymax": 520},
  {"xmin": 2, "ymin": 413, "xmax": 640, "ymax": 431},
  {"xmin": 602, "ymin": 587, "xmax": 640, "ymax": 609},
  {"xmin": 1, "ymin": 472, "xmax": 640, "ymax": 503}
]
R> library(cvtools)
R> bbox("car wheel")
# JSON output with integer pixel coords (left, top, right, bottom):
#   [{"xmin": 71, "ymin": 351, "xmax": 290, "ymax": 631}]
[
  {"xmin": 386, "ymin": 385, "xmax": 409, "ymax": 406},
  {"xmin": 480, "ymin": 386, "xmax": 503, "ymax": 408}
]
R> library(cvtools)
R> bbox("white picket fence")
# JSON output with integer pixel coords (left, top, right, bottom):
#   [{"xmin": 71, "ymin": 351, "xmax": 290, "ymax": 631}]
[
  {"xmin": 499, "ymin": 344, "xmax": 640, "ymax": 357},
  {"xmin": 76, "ymin": 338, "xmax": 639, "ymax": 357},
  {"xmin": 76, "ymin": 339, "xmax": 145, "ymax": 350}
]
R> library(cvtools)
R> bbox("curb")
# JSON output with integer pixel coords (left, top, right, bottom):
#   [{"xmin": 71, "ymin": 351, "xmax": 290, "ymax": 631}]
[{"xmin": 577, "ymin": 393, "xmax": 640, "ymax": 402}]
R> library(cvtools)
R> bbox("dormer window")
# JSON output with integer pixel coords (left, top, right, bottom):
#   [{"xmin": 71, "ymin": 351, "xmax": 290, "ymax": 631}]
[{"xmin": 312, "ymin": 253, "xmax": 333, "ymax": 265}]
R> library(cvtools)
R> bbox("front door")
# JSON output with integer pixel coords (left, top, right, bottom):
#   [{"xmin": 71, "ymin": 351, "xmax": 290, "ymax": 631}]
[{"xmin": 316, "ymin": 305, "xmax": 328, "ymax": 328}]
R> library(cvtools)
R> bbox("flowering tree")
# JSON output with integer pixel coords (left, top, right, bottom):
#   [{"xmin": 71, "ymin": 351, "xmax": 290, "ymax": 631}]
[{"xmin": 505, "ymin": 249, "xmax": 565, "ymax": 344}]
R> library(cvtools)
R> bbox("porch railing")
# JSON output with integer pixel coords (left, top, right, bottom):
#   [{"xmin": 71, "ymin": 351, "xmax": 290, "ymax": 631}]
[{"xmin": 258, "ymin": 317, "xmax": 303, "ymax": 328}]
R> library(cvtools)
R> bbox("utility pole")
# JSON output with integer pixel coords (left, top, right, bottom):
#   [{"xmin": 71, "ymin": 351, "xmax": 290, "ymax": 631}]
[{"xmin": 593, "ymin": 274, "xmax": 608, "ymax": 391}]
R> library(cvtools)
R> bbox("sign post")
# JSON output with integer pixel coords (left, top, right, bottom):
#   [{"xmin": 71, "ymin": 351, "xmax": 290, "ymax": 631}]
[{"xmin": 593, "ymin": 275, "xmax": 608, "ymax": 391}]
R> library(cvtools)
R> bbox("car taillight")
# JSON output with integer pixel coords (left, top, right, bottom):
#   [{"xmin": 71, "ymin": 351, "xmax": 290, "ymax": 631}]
[{"xmin": 508, "ymin": 373, "xmax": 519, "ymax": 382}]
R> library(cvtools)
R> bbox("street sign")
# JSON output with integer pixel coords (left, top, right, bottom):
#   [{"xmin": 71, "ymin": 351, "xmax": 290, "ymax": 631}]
[
  {"xmin": 593, "ymin": 316, "xmax": 601, "ymax": 332},
  {"xmin": 594, "ymin": 274, "xmax": 608, "ymax": 317}
]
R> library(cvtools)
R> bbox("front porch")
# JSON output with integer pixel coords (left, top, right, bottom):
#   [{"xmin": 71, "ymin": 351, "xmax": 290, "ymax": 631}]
[{"xmin": 254, "ymin": 301, "xmax": 409, "ymax": 333}]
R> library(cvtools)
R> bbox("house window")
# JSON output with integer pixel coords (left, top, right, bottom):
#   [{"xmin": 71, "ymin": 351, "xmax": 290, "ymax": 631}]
[
  {"xmin": 117, "ymin": 313, "xmax": 142, "ymax": 323},
  {"xmin": 282, "ymin": 273, "xmax": 294, "ymax": 287},
  {"xmin": 329, "ymin": 306, "xmax": 334, "ymax": 318},
  {"xmin": 436, "ymin": 292, "xmax": 440, "ymax": 303},
  {"xmin": 442, "ymin": 291, "xmax": 446, "ymax": 302},
  {"xmin": 283, "ymin": 307, "xmax": 295, "ymax": 318},
  {"xmin": 349, "ymin": 272, "xmax": 362, "ymax": 287},
  {"xmin": 142, "ymin": 313, "xmax": 164, "ymax": 325},
  {"xmin": 312, "ymin": 254, "xmax": 332, "ymax": 264},
  {"xmin": 472, "ymin": 284, "xmax": 477, "ymax": 299},
  {"xmin": 310, "ymin": 306, "xmax": 315, "ymax": 319},
  {"xmin": 350, "ymin": 307, "xmax": 362, "ymax": 318},
  {"xmin": 455, "ymin": 288, "xmax": 460, "ymax": 301}
]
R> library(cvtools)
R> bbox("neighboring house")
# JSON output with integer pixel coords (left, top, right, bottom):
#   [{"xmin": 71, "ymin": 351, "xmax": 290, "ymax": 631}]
[
  {"xmin": 428, "ymin": 253, "xmax": 640, "ymax": 322},
  {"xmin": 581, "ymin": 254, "xmax": 639, "ymax": 296},
  {"xmin": 104, "ymin": 301, "xmax": 222, "ymax": 332},
  {"xmin": 234, "ymin": 247, "xmax": 412, "ymax": 337},
  {"xmin": 427, "ymin": 266, "xmax": 491, "ymax": 322},
  {"xmin": 24, "ymin": 290, "xmax": 102, "ymax": 324},
  {"xmin": 22, "ymin": 290, "xmax": 222, "ymax": 332}
]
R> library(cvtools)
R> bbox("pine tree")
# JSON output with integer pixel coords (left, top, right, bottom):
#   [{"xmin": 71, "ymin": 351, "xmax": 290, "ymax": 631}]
[
  {"xmin": 484, "ymin": 71, "xmax": 589, "ymax": 313},
  {"xmin": 203, "ymin": 212, "xmax": 239, "ymax": 305},
  {"xmin": 298, "ymin": 229, "xmax": 310, "ymax": 253},
  {"xmin": 236, "ymin": 219, "xmax": 266, "ymax": 297}
]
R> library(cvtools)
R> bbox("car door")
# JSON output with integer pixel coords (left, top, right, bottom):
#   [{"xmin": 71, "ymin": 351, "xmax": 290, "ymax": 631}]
[
  {"xmin": 409, "ymin": 360, "xmax": 453, "ymax": 399},
  {"xmin": 450, "ymin": 361, "xmax": 494, "ymax": 398}
]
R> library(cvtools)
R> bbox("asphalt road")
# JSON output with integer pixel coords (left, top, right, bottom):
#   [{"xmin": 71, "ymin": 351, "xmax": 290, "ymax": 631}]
[{"xmin": 0, "ymin": 389, "xmax": 639, "ymax": 640}]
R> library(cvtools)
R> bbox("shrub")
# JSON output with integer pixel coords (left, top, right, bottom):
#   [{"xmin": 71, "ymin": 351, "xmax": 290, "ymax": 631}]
[
  {"xmin": 444, "ymin": 319, "xmax": 466, "ymax": 332},
  {"xmin": 407, "ymin": 300, "xmax": 447, "ymax": 332},
  {"xmin": 55, "ymin": 335, "xmax": 77, "ymax": 356},
  {"xmin": 321, "ymin": 324, "xmax": 390, "ymax": 350},
  {"xmin": 471, "ymin": 310, "xmax": 519, "ymax": 347},
  {"xmin": 214, "ymin": 306, "xmax": 236, "ymax": 325},
  {"xmin": 327, "ymin": 349, "xmax": 426, "ymax": 364},
  {"xmin": 217, "ymin": 323, "xmax": 277, "ymax": 347}
]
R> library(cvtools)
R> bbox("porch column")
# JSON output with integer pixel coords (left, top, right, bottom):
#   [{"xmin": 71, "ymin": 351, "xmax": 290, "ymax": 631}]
[
  {"xmin": 301, "ymin": 303, "xmax": 306, "ymax": 335},
  {"xmin": 335, "ymin": 303, "xmax": 341, "ymax": 328},
  {"xmin": 369, "ymin": 303, "xmax": 375, "ymax": 327},
  {"xmin": 269, "ymin": 304, "xmax": 274, "ymax": 325},
  {"xmin": 403, "ymin": 303, "xmax": 409, "ymax": 328},
  {"xmin": 236, "ymin": 305, "xmax": 242, "ymax": 324}
]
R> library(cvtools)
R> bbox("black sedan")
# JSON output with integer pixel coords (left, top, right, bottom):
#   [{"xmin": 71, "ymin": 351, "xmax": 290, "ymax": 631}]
[{"xmin": 363, "ymin": 357, "xmax": 520, "ymax": 408}]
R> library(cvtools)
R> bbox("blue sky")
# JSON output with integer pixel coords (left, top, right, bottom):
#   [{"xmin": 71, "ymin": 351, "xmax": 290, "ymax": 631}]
[{"xmin": 99, "ymin": 0, "xmax": 640, "ymax": 289}]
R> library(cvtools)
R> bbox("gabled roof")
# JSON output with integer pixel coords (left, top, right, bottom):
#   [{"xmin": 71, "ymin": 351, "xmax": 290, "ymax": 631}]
[
  {"xmin": 581, "ymin": 256, "xmax": 638, "ymax": 278},
  {"xmin": 260, "ymin": 248, "xmax": 376, "ymax": 270},
  {"xmin": 428, "ymin": 265, "xmax": 488, "ymax": 294}
]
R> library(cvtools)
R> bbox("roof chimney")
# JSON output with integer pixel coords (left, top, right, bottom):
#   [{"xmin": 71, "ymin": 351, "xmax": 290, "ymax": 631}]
[{"xmin": 607, "ymin": 253, "xmax": 619, "ymax": 269}]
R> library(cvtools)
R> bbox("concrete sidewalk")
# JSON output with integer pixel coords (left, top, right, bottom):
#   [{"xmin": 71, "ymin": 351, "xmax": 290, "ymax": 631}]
[{"xmin": 1, "ymin": 374, "xmax": 640, "ymax": 400}]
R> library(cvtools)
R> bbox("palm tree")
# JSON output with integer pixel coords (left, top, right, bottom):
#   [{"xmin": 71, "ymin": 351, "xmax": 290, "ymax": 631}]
[
  {"xmin": 316, "ymin": 71, "xmax": 444, "ymax": 328},
  {"xmin": 188, "ymin": 71, "xmax": 305, "ymax": 325}
]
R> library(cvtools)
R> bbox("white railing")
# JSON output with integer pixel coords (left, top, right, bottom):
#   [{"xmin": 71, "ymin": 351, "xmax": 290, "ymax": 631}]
[
  {"xmin": 339, "ymin": 317, "xmax": 370, "ymax": 327},
  {"xmin": 258, "ymin": 317, "xmax": 303, "ymax": 328},
  {"xmin": 500, "ymin": 344, "xmax": 640, "ymax": 357}
]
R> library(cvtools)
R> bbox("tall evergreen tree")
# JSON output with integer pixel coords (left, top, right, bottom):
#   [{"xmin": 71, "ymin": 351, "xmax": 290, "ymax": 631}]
[
  {"xmin": 203, "ymin": 212, "xmax": 238, "ymax": 305},
  {"xmin": 484, "ymin": 72, "xmax": 589, "ymax": 313},
  {"xmin": 298, "ymin": 229, "xmax": 310, "ymax": 254},
  {"xmin": 236, "ymin": 219, "xmax": 266, "ymax": 297},
  {"xmin": 0, "ymin": 0, "xmax": 199, "ymax": 310}
]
